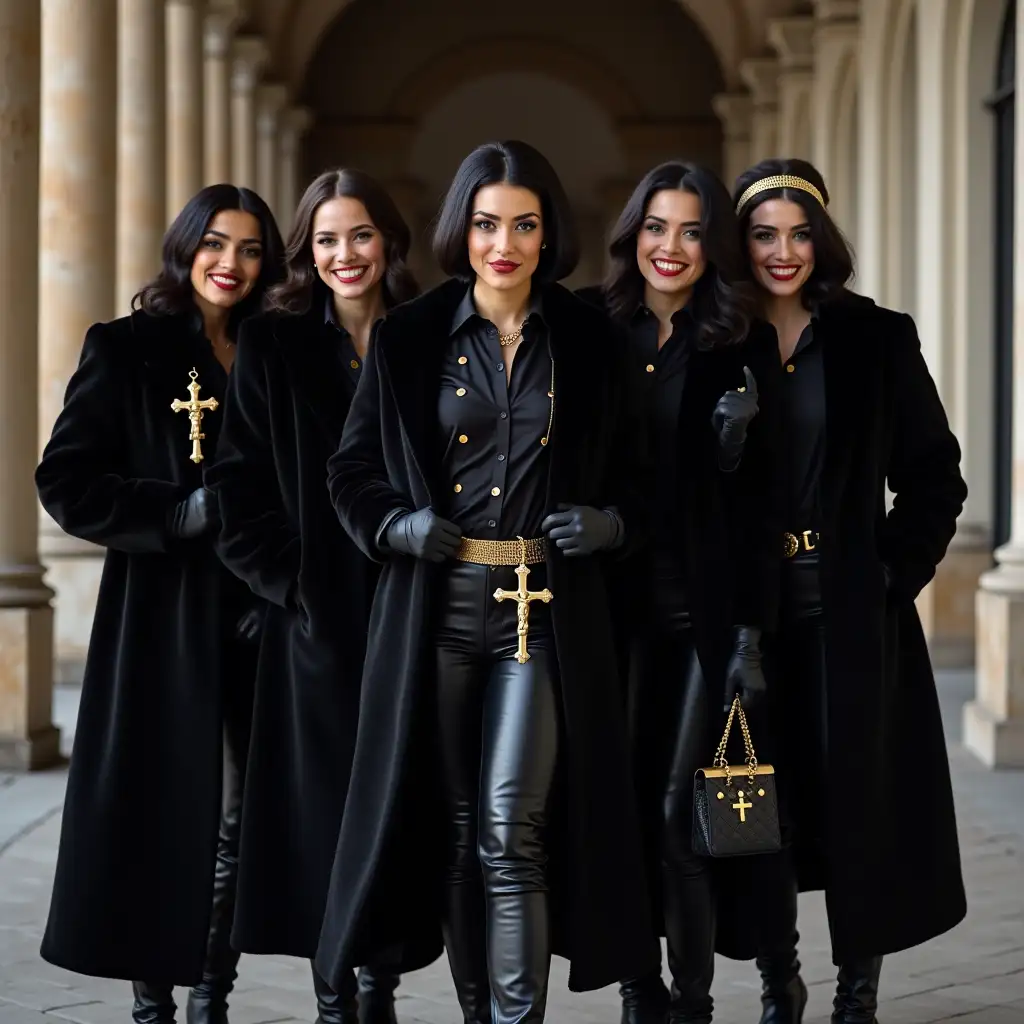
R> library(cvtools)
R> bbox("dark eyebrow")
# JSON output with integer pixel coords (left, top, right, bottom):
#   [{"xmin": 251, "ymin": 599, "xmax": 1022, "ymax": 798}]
[
  {"xmin": 751, "ymin": 222, "xmax": 810, "ymax": 232},
  {"xmin": 205, "ymin": 229, "xmax": 261, "ymax": 245},
  {"xmin": 472, "ymin": 210, "xmax": 541, "ymax": 221},
  {"xmin": 350, "ymin": 223, "xmax": 375, "ymax": 232},
  {"xmin": 643, "ymin": 215, "xmax": 667, "ymax": 224},
  {"xmin": 681, "ymin": 220, "xmax": 701, "ymax": 228}
]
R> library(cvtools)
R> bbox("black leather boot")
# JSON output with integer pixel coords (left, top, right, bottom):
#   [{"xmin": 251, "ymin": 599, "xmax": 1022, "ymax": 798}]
[
  {"xmin": 357, "ymin": 966, "xmax": 400, "ymax": 1024},
  {"xmin": 132, "ymin": 982, "xmax": 176, "ymax": 1024},
  {"xmin": 831, "ymin": 958, "xmax": 882, "ymax": 1024},
  {"xmin": 312, "ymin": 964, "xmax": 359, "ymax": 1024},
  {"xmin": 619, "ymin": 970, "xmax": 669, "ymax": 1024},
  {"xmin": 663, "ymin": 871, "xmax": 715, "ymax": 1024},
  {"xmin": 755, "ymin": 868, "xmax": 806, "ymax": 1024},
  {"xmin": 443, "ymin": 881, "xmax": 492, "ymax": 1023}
]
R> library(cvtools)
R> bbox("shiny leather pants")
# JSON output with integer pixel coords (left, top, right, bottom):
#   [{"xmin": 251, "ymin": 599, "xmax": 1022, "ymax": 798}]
[
  {"xmin": 310, "ymin": 962, "xmax": 400, "ymax": 1024},
  {"xmin": 435, "ymin": 561, "xmax": 560, "ymax": 1024},
  {"xmin": 132, "ymin": 660, "xmax": 253, "ymax": 1024},
  {"xmin": 624, "ymin": 579, "xmax": 714, "ymax": 1024}
]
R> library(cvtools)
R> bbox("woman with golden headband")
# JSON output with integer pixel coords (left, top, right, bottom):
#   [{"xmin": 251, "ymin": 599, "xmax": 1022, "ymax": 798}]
[{"xmin": 732, "ymin": 158, "xmax": 967, "ymax": 1024}]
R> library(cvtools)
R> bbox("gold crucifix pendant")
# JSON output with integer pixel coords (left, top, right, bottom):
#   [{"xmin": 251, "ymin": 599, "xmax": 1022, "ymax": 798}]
[
  {"xmin": 493, "ymin": 538, "xmax": 553, "ymax": 664},
  {"xmin": 171, "ymin": 368, "xmax": 219, "ymax": 463}
]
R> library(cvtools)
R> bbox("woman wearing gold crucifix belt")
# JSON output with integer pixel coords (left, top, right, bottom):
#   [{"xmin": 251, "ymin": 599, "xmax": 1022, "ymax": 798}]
[{"xmin": 314, "ymin": 140, "xmax": 657, "ymax": 1024}]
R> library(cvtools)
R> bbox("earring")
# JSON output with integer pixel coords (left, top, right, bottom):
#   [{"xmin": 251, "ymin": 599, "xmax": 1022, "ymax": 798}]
[{"xmin": 541, "ymin": 243, "xmax": 547, "ymax": 249}]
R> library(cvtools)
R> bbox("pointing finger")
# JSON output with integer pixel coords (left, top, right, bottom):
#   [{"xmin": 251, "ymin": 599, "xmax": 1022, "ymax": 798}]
[{"xmin": 742, "ymin": 366, "xmax": 758, "ymax": 397}]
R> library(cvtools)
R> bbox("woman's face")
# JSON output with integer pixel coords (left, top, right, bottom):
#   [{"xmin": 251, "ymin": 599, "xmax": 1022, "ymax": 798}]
[
  {"xmin": 467, "ymin": 183, "xmax": 544, "ymax": 292},
  {"xmin": 746, "ymin": 198, "xmax": 815, "ymax": 298},
  {"xmin": 190, "ymin": 209, "xmax": 263, "ymax": 311},
  {"xmin": 635, "ymin": 188, "xmax": 706, "ymax": 301},
  {"xmin": 312, "ymin": 196, "xmax": 386, "ymax": 302}
]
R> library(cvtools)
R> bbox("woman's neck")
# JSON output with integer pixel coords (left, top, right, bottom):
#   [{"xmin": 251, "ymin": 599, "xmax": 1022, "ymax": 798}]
[
  {"xmin": 472, "ymin": 278, "xmax": 532, "ymax": 336},
  {"xmin": 763, "ymin": 291, "xmax": 811, "ymax": 363},
  {"xmin": 644, "ymin": 284, "xmax": 692, "ymax": 348},
  {"xmin": 333, "ymin": 288, "xmax": 386, "ymax": 359}
]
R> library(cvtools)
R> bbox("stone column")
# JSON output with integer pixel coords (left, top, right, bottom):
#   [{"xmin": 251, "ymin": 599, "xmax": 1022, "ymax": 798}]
[
  {"xmin": 166, "ymin": 0, "xmax": 205, "ymax": 218},
  {"xmin": 768, "ymin": 16, "xmax": 816, "ymax": 160},
  {"xmin": 811, "ymin": 0, "xmax": 860, "ymax": 242},
  {"xmin": 965, "ymin": 8, "xmax": 1024, "ymax": 768},
  {"xmin": 277, "ymin": 106, "xmax": 313, "ymax": 227},
  {"xmin": 712, "ymin": 92, "xmax": 753, "ymax": 188},
  {"xmin": 1, "ymin": 0, "xmax": 60, "ymax": 770},
  {"xmin": 255, "ymin": 83, "xmax": 289, "ymax": 214},
  {"xmin": 738, "ymin": 58, "xmax": 781, "ymax": 164},
  {"xmin": 117, "ymin": 0, "xmax": 167, "ymax": 316},
  {"xmin": 203, "ymin": 0, "xmax": 241, "ymax": 184},
  {"xmin": 230, "ymin": 37, "xmax": 267, "ymax": 190},
  {"xmin": 39, "ymin": 0, "xmax": 117, "ymax": 682}
]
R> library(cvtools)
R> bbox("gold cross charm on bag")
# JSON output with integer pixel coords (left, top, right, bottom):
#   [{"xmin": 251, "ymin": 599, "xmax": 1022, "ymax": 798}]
[
  {"xmin": 493, "ymin": 537, "xmax": 553, "ymax": 665},
  {"xmin": 171, "ymin": 368, "xmax": 218, "ymax": 463}
]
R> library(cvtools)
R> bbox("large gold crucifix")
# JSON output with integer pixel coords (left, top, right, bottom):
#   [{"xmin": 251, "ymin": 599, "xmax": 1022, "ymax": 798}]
[
  {"xmin": 493, "ymin": 538, "xmax": 553, "ymax": 665},
  {"xmin": 171, "ymin": 368, "xmax": 219, "ymax": 463}
]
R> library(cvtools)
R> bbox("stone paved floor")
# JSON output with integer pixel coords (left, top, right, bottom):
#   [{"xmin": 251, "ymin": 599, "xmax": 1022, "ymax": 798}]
[{"xmin": 1, "ymin": 674, "xmax": 1023, "ymax": 1024}]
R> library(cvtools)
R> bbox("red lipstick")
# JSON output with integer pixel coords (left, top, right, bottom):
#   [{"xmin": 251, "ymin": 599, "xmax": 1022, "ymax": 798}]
[{"xmin": 488, "ymin": 260, "xmax": 520, "ymax": 275}]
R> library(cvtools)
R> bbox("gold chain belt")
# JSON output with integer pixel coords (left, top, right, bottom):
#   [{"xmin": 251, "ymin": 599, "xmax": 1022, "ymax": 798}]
[
  {"xmin": 454, "ymin": 535, "xmax": 547, "ymax": 566},
  {"xmin": 783, "ymin": 529, "xmax": 819, "ymax": 558}
]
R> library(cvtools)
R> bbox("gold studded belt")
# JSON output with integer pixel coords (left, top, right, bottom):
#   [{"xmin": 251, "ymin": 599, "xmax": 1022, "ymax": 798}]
[
  {"xmin": 783, "ymin": 530, "xmax": 820, "ymax": 558},
  {"xmin": 454, "ymin": 535, "xmax": 547, "ymax": 566}
]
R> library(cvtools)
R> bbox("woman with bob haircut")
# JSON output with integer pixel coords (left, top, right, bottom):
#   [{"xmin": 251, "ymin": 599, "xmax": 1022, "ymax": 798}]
[
  {"xmin": 580, "ymin": 161, "xmax": 782, "ymax": 1024},
  {"xmin": 206, "ymin": 168, "xmax": 419, "ymax": 1024},
  {"xmin": 732, "ymin": 158, "xmax": 966, "ymax": 1024},
  {"xmin": 37, "ymin": 184, "xmax": 284, "ymax": 1024},
  {"xmin": 314, "ymin": 140, "xmax": 657, "ymax": 1024}
]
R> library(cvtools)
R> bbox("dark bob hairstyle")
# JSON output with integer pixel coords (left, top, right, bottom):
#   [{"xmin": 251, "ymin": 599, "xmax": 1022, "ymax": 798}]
[
  {"xmin": 432, "ymin": 140, "xmax": 580, "ymax": 283},
  {"xmin": 604, "ymin": 161, "xmax": 756, "ymax": 349},
  {"xmin": 733, "ymin": 158, "xmax": 855, "ymax": 309},
  {"xmin": 133, "ymin": 183, "xmax": 285, "ymax": 331},
  {"xmin": 268, "ymin": 168, "xmax": 419, "ymax": 314}
]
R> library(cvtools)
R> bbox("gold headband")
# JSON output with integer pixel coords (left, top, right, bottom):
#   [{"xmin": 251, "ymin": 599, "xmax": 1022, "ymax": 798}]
[{"xmin": 735, "ymin": 174, "xmax": 826, "ymax": 215}]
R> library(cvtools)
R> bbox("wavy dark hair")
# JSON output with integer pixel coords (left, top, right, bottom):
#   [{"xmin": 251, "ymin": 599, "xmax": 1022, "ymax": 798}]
[
  {"xmin": 133, "ymin": 184, "xmax": 284, "ymax": 332},
  {"xmin": 267, "ymin": 168, "xmax": 419, "ymax": 314},
  {"xmin": 432, "ymin": 140, "xmax": 580, "ymax": 283},
  {"xmin": 733, "ymin": 158, "xmax": 854, "ymax": 309},
  {"xmin": 603, "ymin": 161, "xmax": 755, "ymax": 349}
]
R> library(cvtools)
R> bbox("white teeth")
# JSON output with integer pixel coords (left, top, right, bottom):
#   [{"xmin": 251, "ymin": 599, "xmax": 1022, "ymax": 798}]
[
  {"xmin": 653, "ymin": 259, "xmax": 684, "ymax": 271},
  {"xmin": 210, "ymin": 275, "xmax": 237, "ymax": 286},
  {"xmin": 335, "ymin": 267, "xmax": 367, "ymax": 280},
  {"xmin": 768, "ymin": 267, "xmax": 799, "ymax": 278}
]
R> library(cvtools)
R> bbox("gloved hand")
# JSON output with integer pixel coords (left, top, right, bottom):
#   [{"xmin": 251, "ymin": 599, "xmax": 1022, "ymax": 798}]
[
  {"xmin": 385, "ymin": 507, "xmax": 461, "ymax": 562},
  {"xmin": 167, "ymin": 487, "xmax": 219, "ymax": 540},
  {"xmin": 712, "ymin": 366, "xmax": 759, "ymax": 470},
  {"xmin": 235, "ymin": 606, "xmax": 264, "ymax": 643},
  {"xmin": 723, "ymin": 626, "xmax": 766, "ymax": 712},
  {"xmin": 541, "ymin": 504, "xmax": 623, "ymax": 557}
]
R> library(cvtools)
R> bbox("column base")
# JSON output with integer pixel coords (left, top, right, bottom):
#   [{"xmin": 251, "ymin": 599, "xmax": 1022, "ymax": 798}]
[
  {"xmin": 962, "ymin": 701, "xmax": 1024, "ymax": 769},
  {"xmin": 0, "ymin": 726, "xmax": 62, "ymax": 771}
]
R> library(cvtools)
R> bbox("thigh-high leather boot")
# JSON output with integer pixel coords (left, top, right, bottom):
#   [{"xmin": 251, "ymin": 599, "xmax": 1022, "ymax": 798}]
[
  {"xmin": 831, "ymin": 958, "xmax": 882, "ymax": 1024},
  {"xmin": 755, "ymin": 855, "xmax": 806, "ymax": 1024},
  {"xmin": 619, "ymin": 970, "xmax": 670, "ymax": 1024},
  {"xmin": 479, "ymin": 650, "xmax": 559, "ymax": 1024},
  {"xmin": 311, "ymin": 963, "xmax": 358, "ymax": 1024},
  {"xmin": 356, "ymin": 966, "xmax": 400, "ymax": 1024},
  {"xmin": 132, "ymin": 982, "xmax": 176, "ymax": 1024},
  {"xmin": 443, "ymin": 878, "xmax": 492, "ymax": 1024}
]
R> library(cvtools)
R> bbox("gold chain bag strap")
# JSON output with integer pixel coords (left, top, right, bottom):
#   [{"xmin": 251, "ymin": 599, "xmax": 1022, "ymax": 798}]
[{"xmin": 692, "ymin": 697, "xmax": 781, "ymax": 858}]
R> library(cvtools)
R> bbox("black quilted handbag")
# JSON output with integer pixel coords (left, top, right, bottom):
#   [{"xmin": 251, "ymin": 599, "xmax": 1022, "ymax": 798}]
[{"xmin": 692, "ymin": 697, "xmax": 781, "ymax": 857}]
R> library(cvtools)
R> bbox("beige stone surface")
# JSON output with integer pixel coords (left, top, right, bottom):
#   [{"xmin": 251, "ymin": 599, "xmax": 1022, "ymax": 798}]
[{"xmin": 166, "ymin": 0, "xmax": 205, "ymax": 218}]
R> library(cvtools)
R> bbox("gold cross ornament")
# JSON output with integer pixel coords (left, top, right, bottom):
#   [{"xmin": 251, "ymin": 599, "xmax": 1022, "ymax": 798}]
[
  {"xmin": 493, "ymin": 537, "xmax": 553, "ymax": 664},
  {"xmin": 171, "ymin": 368, "xmax": 219, "ymax": 463},
  {"xmin": 732, "ymin": 791, "xmax": 753, "ymax": 823}
]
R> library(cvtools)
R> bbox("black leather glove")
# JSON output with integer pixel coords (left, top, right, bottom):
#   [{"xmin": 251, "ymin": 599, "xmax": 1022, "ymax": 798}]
[
  {"xmin": 723, "ymin": 625, "xmax": 766, "ymax": 712},
  {"xmin": 712, "ymin": 366, "xmax": 759, "ymax": 471},
  {"xmin": 235, "ymin": 606, "xmax": 264, "ymax": 643},
  {"xmin": 167, "ymin": 487, "xmax": 219, "ymax": 540},
  {"xmin": 384, "ymin": 507, "xmax": 461, "ymax": 562},
  {"xmin": 541, "ymin": 504, "xmax": 623, "ymax": 557}
]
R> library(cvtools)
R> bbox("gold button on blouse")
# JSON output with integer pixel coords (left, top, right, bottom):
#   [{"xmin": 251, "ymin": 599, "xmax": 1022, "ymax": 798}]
[
  {"xmin": 646, "ymin": 364, "xmax": 655, "ymax": 373},
  {"xmin": 350, "ymin": 359, "xmax": 359, "ymax": 370},
  {"xmin": 491, "ymin": 486, "xmax": 501, "ymax": 497},
  {"xmin": 456, "ymin": 387, "xmax": 467, "ymax": 397},
  {"xmin": 458, "ymin": 434, "xmax": 468, "ymax": 444},
  {"xmin": 786, "ymin": 364, "xmax": 795, "ymax": 373},
  {"xmin": 454, "ymin": 483, "xmax": 463, "ymax": 493},
  {"xmin": 458, "ymin": 356, "xmax": 468, "ymax": 365}
]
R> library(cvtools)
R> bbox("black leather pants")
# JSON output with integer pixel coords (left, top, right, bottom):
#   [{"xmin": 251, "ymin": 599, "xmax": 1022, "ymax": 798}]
[
  {"xmin": 625, "ymin": 574, "xmax": 714, "ymax": 1024},
  {"xmin": 434, "ymin": 560, "xmax": 559, "ymax": 1024}
]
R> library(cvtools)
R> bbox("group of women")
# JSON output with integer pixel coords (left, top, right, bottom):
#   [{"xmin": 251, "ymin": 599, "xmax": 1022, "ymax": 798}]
[{"xmin": 36, "ymin": 139, "xmax": 968, "ymax": 1024}]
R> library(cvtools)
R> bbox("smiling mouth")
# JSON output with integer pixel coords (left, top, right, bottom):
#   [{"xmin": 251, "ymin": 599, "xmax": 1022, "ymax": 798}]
[
  {"xmin": 766, "ymin": 266, "xmax": 801, "ymax": 281},
  {"xmin": 652, "ymin": 259, "xmax": 688, "ymax": 277},
  {"xmin": 333, "ymin": 266, "xmax": 369, "ymax": 283},
  {"xmin": 209, "ymin": 273, "xmax": 241, "ymax": 290}
]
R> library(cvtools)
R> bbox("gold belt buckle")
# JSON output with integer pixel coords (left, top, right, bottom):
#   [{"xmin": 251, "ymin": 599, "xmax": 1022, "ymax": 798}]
[{"xmin": 783, "ymin": 530, "xmax": 818, "ymax": 558}]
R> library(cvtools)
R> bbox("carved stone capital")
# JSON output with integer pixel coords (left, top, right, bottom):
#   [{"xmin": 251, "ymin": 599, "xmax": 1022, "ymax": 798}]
[
  {"xmin": 768, "ymin": 17, "xmax": 816, "ymax": 70},
  {"xmin": 231, "ymin": 35, "xmax": 268, "ymax": 94},
  {"xmin": 739, "ymin": 57, "xmax": 780, "ymax": 107},
  {"xmin": 712, "ymin": 92, "xmax": 753, "ymax": 139}
]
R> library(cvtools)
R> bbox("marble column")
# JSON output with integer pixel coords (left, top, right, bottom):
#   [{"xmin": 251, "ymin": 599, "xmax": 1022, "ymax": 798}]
[
  {"xmin": 965, "ymin": 6, "xmax": 1024, "ymax": 767},
  {"xmin": 230, "ymin": 37, "xmax": 268, "ymax": 190},
  {"xmin": 0, "ymin": 0, "xmax": 60, "ymax": 769},
  {"xmin": 768, "ymin": 16, "xmax": 815, "ymax": 160},
  {"xmin": 39, "ymin": 0, "xmax": 117, "ymax": 682},
  {"xmin": 277, "ymin": 106, "xmax": 313, "ymax": 227},
  {"xmin": 255, "ymin": 83, "xmax": 289, "ymax": 214},
  {"xmin": 117, "ymin": 0, "xmax": 167, "ymax": 315},
  {"xmin": 711, "ymin": 92, "xmax": 753, "ymax": 188},
  {"xmin": 738, "ymin": 58, "xmax": 781, "ymax": 164},
  {"xmin": 166, "ymin": 0, "xmax": 205, "ymax": 218},
  {"xmin": 203, "ymin": 0, "xmax": 241, "ymax": 184}
]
